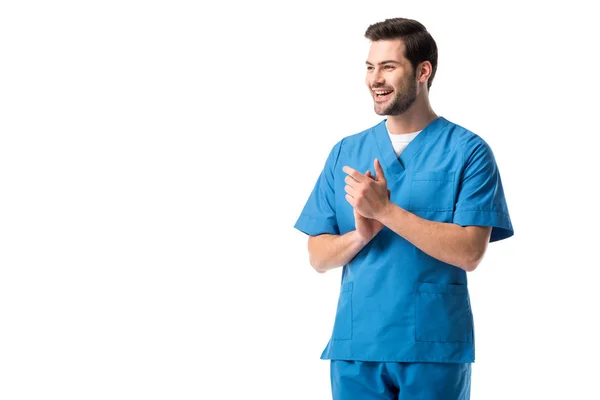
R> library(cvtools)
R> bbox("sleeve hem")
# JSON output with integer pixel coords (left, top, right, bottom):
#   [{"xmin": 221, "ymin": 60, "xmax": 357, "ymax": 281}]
[
  {"xmin": 453, "ymin": 209, "xmax": 514, "ymax": 242},
  {"xmin": 293, "ymin": 214, "xmax": 339, "ymax": 236}
]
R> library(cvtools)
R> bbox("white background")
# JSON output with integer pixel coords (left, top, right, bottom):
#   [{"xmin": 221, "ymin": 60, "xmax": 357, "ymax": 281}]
[{"xmin": 1, "ymin": 1, "xmax": 598, "ymax": 399}]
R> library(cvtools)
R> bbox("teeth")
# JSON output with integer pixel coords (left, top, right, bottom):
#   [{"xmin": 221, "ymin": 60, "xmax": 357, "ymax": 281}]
[{"xmin": 375, "ymin": 90, "xmax": 392, "ymax": 95}]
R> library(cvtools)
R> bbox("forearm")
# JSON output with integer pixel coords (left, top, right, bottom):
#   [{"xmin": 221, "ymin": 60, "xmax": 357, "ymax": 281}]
[
  {"xmin": 308, "ymin": 230, "xmax": 368, "ymax": 273},
  {"xmin": 378, "ymin": 203, "xmax": 484, "ymax": 271}
]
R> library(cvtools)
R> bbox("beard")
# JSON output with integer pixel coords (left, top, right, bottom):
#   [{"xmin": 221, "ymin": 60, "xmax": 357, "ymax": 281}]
[{"xmin": 374, "ymin": 77, "xmax": 417, "ymax": 116}]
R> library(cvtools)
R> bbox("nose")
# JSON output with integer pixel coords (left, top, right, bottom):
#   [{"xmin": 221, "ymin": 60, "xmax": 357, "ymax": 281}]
[{"xmin": 372, "ymin": 69, "xmax": 385, "ymax": 87}]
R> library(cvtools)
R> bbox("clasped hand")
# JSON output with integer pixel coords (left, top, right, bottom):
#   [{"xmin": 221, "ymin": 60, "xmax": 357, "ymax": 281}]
[{"xmin": 342, "ymin": 158, "xmax": 391, "ymax": 221}]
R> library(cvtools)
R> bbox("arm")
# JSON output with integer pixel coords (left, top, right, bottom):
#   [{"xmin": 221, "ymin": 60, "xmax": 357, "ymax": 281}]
[
  {"xmin": 378, "ymin": 204, "xmax": 492, "ymax": 272},
  {"xmin": 307, "ymin": 230, "xmax": 368, "ymax": 273},
  {"xmin": 343, "ymin": 158, "xmax": 493, "ymax": 273}
]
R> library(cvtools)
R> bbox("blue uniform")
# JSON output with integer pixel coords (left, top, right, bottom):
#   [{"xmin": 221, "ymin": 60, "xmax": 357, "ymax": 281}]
[
  {"xmin": 331, "ymin": 360, "xmax": 471, "ymax": 399},
  {"xmin": 294, "ymin": 116, "xmax": 513, "ymax": 398}
]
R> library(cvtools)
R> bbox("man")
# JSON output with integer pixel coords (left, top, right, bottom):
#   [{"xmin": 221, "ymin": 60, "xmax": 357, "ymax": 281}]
[{"xmin": 293, "ymin": 17, "xmax": 514, "ymax": 400}]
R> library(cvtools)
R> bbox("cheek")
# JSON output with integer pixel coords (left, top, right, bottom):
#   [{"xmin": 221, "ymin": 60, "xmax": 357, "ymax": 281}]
[{"xmin": 394, "ymin": 76, "xmax": 409, "ymax": 91}]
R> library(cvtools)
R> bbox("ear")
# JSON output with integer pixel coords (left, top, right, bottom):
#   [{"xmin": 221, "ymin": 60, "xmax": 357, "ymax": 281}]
[{"xmin": 416, "ymin": 61, "xmax": 432, "ymax": 84}]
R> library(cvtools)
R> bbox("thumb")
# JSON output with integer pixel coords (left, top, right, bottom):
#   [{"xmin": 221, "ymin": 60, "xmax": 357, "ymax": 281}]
[{"xmin": 374, "ymin": 158, "xmax": 386, "ymax": 183}]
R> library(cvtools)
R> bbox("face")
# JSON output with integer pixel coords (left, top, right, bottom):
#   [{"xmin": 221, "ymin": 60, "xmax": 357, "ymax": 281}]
[{"xmin": 365, "ymin": 39, "xmax": 417, "ymax": 116}]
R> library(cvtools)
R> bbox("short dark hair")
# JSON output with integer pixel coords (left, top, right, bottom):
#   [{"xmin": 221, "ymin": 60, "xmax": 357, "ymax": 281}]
[{"xmin": 365, "ymin": 18, "xmax": 438, "ymax": 91}]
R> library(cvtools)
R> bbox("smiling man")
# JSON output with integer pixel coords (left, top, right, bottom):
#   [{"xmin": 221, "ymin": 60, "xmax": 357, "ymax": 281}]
[{"xmin": 293, "ymin": 18, "xmax": 514, "ymax": 400}]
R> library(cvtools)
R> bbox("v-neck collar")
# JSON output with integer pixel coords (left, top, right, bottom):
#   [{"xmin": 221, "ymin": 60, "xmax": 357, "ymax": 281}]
[{"xmin": 374, "ymin": 116, "xmax": 449, "ymax": 179}]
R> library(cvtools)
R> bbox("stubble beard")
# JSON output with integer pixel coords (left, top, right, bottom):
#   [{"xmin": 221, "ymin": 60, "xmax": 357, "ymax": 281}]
[{"xmin": 374, "ymin": 78, "xmax": 418, "ymax": 116}]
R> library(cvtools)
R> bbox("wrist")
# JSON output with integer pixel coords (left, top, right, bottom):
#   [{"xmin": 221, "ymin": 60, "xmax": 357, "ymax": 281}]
[
  {"xmin": 352, "ymin": 229, "xmax": 372, "ymax": 247},
  {"xmin": 377, "ymin": 201, "xmax": 395, "ymax": 225}
]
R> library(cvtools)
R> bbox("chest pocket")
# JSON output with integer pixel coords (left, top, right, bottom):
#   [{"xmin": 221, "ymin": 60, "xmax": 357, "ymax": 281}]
[{"xmin": 408, "ymin": 171, "xmax": 455, "ymax": 211}]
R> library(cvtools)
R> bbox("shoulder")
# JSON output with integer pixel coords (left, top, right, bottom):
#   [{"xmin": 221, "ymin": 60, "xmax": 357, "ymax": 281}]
[
  {"xmin": 444, "ymin": 118, "xmax": 485, "ymax": 145},
  {"xmin": 443, "ymin": 118, "xmax": 495, "ymax": 162},
  {"xmin": 338, "ymin": 120, "xmax": 384, "ymax": 151}
]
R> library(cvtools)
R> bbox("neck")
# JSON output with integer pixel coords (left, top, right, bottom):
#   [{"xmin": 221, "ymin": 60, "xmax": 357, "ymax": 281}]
[{"xmin": 385, "ymin": 95, "xmax": 438, "ymax": 134}]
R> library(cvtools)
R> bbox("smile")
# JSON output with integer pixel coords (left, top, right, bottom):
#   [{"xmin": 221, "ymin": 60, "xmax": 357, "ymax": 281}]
[{"xmin": 373, "ymin": 90, "xmax": 393, "ymax": 102}]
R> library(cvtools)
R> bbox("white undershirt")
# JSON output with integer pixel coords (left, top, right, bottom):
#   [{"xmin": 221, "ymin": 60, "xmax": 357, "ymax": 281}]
[{"xmin": 386, "ymin": 121, "xmax": 422, "ymax": 157}]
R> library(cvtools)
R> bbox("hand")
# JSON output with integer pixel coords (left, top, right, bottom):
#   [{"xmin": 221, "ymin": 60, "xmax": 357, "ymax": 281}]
[
  {"xmin": 353, "ymin": 170, "xmax": 391, "ymax": 243},
  {"xmin": 343, "ymin": 158, "xmax": 390, "ymax": 220}
]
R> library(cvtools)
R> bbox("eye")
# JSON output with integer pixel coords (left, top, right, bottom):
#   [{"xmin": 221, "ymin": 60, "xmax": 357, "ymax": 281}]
[
  {"xmin": 367, "ymin": 66, "xmax": 374, "ymax": 71},
  {"xmin": 384, "ymin": 65, "xmax": 395, "ymax": 70}
]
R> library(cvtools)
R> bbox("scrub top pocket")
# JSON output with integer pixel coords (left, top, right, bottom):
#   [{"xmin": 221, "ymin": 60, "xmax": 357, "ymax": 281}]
[
  {"xmin": 332, "ymin": 282, "xmax": 353, "ymax": 340},
  {"xmin": 415, "ymin": 282, "xmax": 473, "ymax": 343},
  {"xmin": 409, "ymin": 171, "xmax": 455, "ymax": 211}
]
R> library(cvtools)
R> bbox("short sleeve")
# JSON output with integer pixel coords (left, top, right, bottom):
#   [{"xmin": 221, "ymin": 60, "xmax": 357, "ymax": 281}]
[
  {"xmin": 293, "ymin": 140, "xmax": 342, "ymax": 236},
  {"xmin": 453, "ymin": 137, "xmax": 514, "ymax": 242}
]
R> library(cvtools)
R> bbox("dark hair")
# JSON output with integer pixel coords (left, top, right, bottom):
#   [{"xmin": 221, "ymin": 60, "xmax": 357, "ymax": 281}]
[{"xmin": 365, "ymin": 18, "xmax": 438, "ymax": 90}]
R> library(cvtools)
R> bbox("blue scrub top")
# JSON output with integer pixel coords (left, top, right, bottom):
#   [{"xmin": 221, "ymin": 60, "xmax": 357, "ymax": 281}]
[{"xmin": 294, "ymin": 116, "xmax": 514, "ymax": 363}]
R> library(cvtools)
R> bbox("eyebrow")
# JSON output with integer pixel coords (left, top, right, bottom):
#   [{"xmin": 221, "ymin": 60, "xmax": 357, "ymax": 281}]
[{"xmin": 365, "ymin": 60, "xmax": 401, "ymax": 66}]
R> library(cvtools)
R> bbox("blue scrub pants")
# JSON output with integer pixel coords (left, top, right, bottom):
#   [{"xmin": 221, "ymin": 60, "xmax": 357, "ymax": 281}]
[{"xmin": 330, "ymin": 360, "xmax": 471, "ymax": 400}]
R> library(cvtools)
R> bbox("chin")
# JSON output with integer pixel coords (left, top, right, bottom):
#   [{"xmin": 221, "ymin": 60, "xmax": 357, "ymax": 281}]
[{"xmin": 373, "ymin": 106, "xmax": 389, "ymax": 116}]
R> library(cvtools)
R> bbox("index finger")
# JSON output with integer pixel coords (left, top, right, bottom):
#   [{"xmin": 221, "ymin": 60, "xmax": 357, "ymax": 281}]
[{"xmin": 342, "ymin": 166, "xmax": 365, "ymax": 182}]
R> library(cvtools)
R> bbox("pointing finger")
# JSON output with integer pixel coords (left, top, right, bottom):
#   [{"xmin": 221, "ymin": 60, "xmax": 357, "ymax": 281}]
[{"xmin": 343, "ymin": 166, "xmax": 364, "ymax": 182}]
